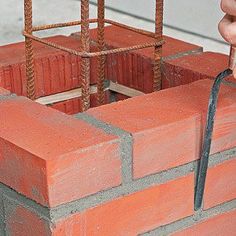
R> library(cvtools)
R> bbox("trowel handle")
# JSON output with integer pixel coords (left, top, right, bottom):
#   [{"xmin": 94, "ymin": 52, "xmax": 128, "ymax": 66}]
[{"xmin": 229, "ymin": 45, "xmax": 236, "ymax": 70}]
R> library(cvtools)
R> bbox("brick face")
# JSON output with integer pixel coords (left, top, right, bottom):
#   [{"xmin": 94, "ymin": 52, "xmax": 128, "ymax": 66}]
[
  {"xmin": 204, "ymin": 158, "xmax": 236, "ymax": 209},
  {"xmin": 1, "ymin": 174, "xmax": 194, "ymax": 236},
  {"xmin": 172, "ymin": 210, "xmax": 236, "ymax": 236},
  {"xmin": 53, "ymin": 174, "xmax": 194, "ymax": 236},
  {"xmin": 133, "ymin": 116, "xmax": 201, "ymax": 179}
]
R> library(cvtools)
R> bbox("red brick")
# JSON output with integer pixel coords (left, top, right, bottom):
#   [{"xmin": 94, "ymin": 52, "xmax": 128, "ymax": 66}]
[
  {"xmin": 0, "ymin": 96, "xmax": 121, "ymax": 207},
  {"xmin": 192, "ymin": 80, "xmax": 236, "ymax": 155},
  {"xmin": 87, "ymin": 80, "xmax": 236, "ymax": 178},
  {"xmin": 53, "ymin": 174, "xmax": 194, "ymax": 236},
  {"xmin": 0, "ymin": 36, "xmax": 99, "ymax": 98},
  {"xmin": 204, "ymin": 158, "xmax": 236, "ymax": 209},
  {"xmin": 53, "ymin": 215, "xmax": 82, "ymax": 236},
  {"xmin": 4, "ymin": 203, "xmax": 51, "ymax": 236},
  {"xmin": 162, "ymin": 52, "xmax": 233, "ymax": 89},
  {"xmin": 172, "ymin": 210, "xmax": 236, "ymax": 236}
]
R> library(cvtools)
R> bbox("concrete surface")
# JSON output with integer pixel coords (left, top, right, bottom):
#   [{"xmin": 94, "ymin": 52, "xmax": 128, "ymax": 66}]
[{"xmin": 0, "ymin": 0, "xmax": 230, "ymax": 54}]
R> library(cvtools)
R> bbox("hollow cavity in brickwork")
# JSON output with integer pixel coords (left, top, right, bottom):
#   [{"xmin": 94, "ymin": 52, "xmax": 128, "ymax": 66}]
[{"xmin": 22, "ymin": 0, "xmax": 164, "ymax": 113}]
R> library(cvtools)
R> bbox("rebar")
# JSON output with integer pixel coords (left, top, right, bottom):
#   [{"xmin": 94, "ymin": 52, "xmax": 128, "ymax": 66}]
[
  {"xmin": 24, "ymin": 0, "xmax": 35, "ymax": 99},
  {"xmin": 97, "ymin": 0, "xmax": 106, "ymax": 105},
  {"xmin": 23, "ymin": 0, "xmax": 164, "ymax": 110},
  {"xmin": 154, "ymin": 0, "xmax": 164, "ymax": 91},
  {"xmin": 81, "ymin": 0, "xmax": 91, "ymax": 111}
]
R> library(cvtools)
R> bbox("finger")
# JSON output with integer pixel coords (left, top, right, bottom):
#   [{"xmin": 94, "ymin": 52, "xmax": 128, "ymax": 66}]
[
  {"xmin": 219, "ymin": 14, "xmax": 236, "ymax": 45},
  {"xmin": 221, "ymin": 0, "xmax": 236, "ymax": 16},
  {"xmin": 233, "ymin": 67, "xmax": 236, "ymax": 78}
]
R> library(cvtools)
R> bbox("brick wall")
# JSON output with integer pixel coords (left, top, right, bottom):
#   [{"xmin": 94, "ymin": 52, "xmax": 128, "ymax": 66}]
[
  {"xmin": 0, "ymin": 26, "xmax": 235, "ymax": 235},
  {"xmin": 0, "ymin": 26, "xmax": 204, "ymax": 113}
]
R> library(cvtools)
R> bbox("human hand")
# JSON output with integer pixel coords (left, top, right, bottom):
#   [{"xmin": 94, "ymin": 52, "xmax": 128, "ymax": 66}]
[{"xmin": 219, "ymin": 0, "xmax": 236, "ymax": 77}]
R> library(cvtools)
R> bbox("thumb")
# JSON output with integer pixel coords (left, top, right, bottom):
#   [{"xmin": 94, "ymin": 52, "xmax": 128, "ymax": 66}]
[{"xmin": 233, "ymin": 67, "xmax": 236, "ymax": 78}]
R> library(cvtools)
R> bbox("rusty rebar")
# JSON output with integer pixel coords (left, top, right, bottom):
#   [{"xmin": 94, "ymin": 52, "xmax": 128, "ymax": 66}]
[
  {"xmin": 105, "ymin": 19, "xmax": 157, "ymax": 38},
  {"xmin": 23, "ymin": 0, "xmax": 164, "ymax": 108},
  {"xmin": 81, "ymin": 0, "xmax": 90, "ymax": 111},
  {"xmin": 23, "ymin": 32, "xmax": 164, "ymax": 58},
  {"xmin": 97, "ymin": 0, "xmax": 106, "ymax": 105},
  {"xmin": 24, "ymin": 0, "xmax": 35, "ymax": 99},
  {"xmin": 153, "ymin": 0, "xmax": 164, "ymax": 91},
  {"xmin": 32, "ymin": 19, "xmax": 98, "ymax": 32}
]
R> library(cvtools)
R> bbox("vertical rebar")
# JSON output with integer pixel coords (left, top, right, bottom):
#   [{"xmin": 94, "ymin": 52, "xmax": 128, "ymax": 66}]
[
  {"xmin": 153, "ymin": 0, "xmax": 164, "ymax": 91},
  {"xmin": 81, "ymin": 0, "xmax": 90, "ymax": 111},
  {"xmin": 24, "ymin": 0, "xmax": 36, "ymax": 99},
  {"xmin": 97, "ymin": 0, "xmax": 106, "ymax": 105}
]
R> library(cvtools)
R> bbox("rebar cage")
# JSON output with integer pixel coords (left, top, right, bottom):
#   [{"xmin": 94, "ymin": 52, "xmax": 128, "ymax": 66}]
[{"xmin": 23, "ymin": 0, "xmax": 164, "ymax": 111}]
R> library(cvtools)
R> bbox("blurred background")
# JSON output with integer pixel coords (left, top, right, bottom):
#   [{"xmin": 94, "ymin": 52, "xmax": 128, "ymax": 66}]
[{"xmin": 0, "ymin": 0, "xmax": 230, "ymax": 54}]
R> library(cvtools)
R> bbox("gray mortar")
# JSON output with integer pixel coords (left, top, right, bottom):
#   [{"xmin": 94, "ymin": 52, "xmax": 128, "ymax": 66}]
[
  {"xmin": 74, "ymin": 112, "xmax": 133, "ymax": 184},
  {"xmin": 2, "ymin": 195, "xmax": 18, "ymax": 236},
  {"xmin": 0, "ymin": 189, "xmax": 6, "ymax": 236},
  {"xmin": 0, "ymin": 184, "xmax": 50, "ymax": 221},
  {"xmin": 50, "ymin": 161, "xmax": 195, "ymax": 221},
  {"xmin": 48, "ymin": 151, "xmax": 231, "ymax": 221},
  {"xmin": 0, "ymin": 94, "xmax": 17, "ymax": 101},
  {"xmin": 162, "ymin": 48, "xmax": 203, "ymax": 62},
  {"xmin": 208, "ymin": 147, "xmax": 236, "ymax": 167},
  {"xmin": 222, "ymin": 80, "xmax": 236, "ymax": 88},
  {"xmin": 49, "ymin": 149, "xmax": 235, "ymax": 220},
  {"xmin": 141, "ymin": 199, "xmax": 236, "ymax": 236}
]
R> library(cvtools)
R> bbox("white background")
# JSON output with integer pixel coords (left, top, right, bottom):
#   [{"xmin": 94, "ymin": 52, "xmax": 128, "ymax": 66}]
[{"xmin": 0, "ymin": 0, "xmax": 230, "ymax": 54}]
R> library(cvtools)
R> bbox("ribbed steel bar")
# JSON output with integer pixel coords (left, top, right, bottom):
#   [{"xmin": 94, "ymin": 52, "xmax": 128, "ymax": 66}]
[
  {"xmin": 23, "ymin": 0, "xmax": 164, "ymax": 106},
  {"xmin": 24, "ymin": 0, "xmax": 36, "ymax": 99},
  {"xmin": 97, "ymin": 0, "xmax": 106, "ymax": 105},
  {"xmin": 32, "ymin": 18, "xmax": 158, "ymax": 38},
  {"xmin": 32, "ymin": 19, "xmax": 98, "ymax": 32},
  {"xmin": 153, "ymin": 0, "xmax": 164, "ymax": 91},
  {"xmin": 104, "ymin": 19, "xmax": 157, "ymax": 38},
  {"xmin": 81, "ymin": 0, "xmax": 91, "ymax": 111},
  {"xmin": 23, "ymin": 32, "xmax": 164, "ymax": 58}
]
